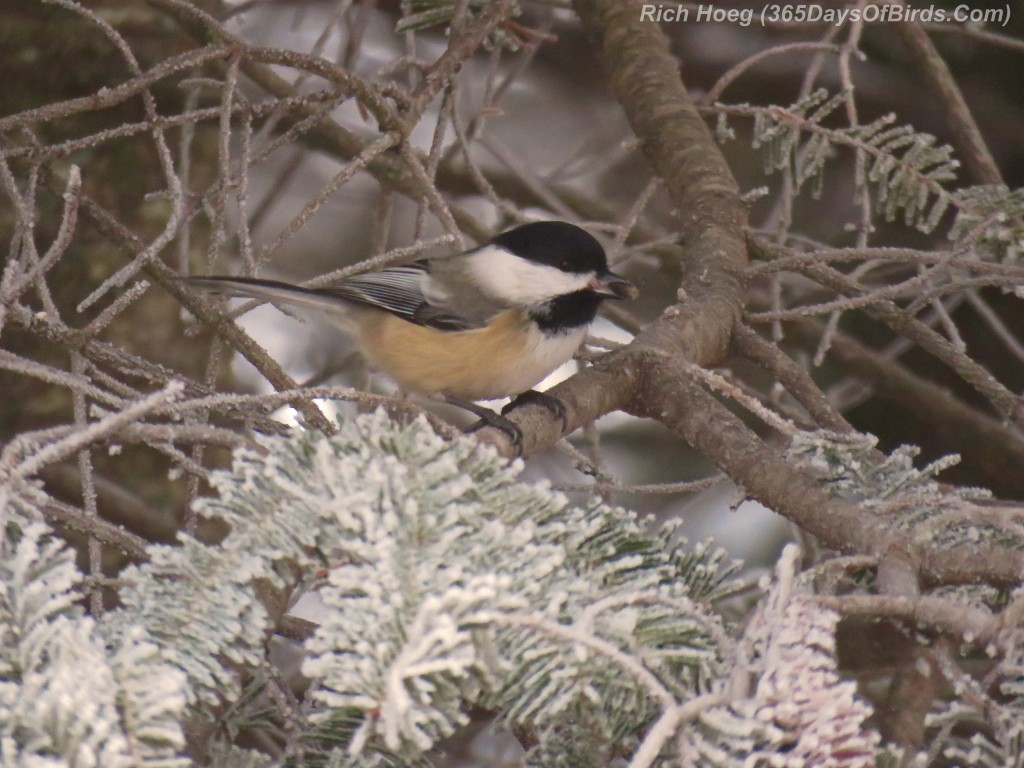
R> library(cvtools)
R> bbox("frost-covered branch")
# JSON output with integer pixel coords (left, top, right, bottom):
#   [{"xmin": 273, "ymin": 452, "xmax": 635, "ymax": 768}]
[
  {"xmin": 99, "ymin": 413, "xmax": 740, "ymax": 764},
  {"xmin": 2, "ymin": 381, "xmax": 185, "ymax": 480},
  {"xmin": 0, "ymin": 485, "xmax": 189, "ymax": 767}
]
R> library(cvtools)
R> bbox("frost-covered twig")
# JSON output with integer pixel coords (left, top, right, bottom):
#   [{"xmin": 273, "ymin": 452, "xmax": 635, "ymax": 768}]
[
  {"xmin": 630, "ymin": 692, "xmax": 726, "ymax": 768},
  {"xmin": 3, "ymin": 381, "xmax": 184, "ymax": 480}
]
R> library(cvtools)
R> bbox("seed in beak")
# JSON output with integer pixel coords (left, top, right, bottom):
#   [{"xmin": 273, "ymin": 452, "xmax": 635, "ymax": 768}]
[{"xmin": 590, "ymin": 273, "xmax": 638, "ymax": 300}]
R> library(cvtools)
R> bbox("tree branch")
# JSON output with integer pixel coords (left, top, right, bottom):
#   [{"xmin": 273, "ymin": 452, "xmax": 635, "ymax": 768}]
[
  {"xmin": 630, "ymin": 358, "xmax": 1024, "ymax": 588},
  {"xmin": 731, "ymin": 324, "xmax": 854, "ymax": 433},
  {"xmin": 475, "ymin": 0, "xmax": 749, "ymax": 455},
  {"xmin": 792, "ymin": 319, "xmax": 1024, "ymax": 498},
  {"xmin": 893, "ymin": 22, "xmax": 1002, "ymax": 186}
]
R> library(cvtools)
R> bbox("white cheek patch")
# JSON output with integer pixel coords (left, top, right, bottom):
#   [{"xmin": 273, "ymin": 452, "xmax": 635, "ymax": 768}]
[{"xmin": 468, "ymin": 245, "xmax": 593, "ymax": 305}]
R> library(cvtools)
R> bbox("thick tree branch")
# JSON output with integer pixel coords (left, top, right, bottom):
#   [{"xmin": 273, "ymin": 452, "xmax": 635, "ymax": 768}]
[
  {"xmin": 471, "ymin": 3, "xmax": 1024, "ymax": 593},
  {"xmin": 572, "ymin": 0, "xmax": 747, "ymax": 363},
  {"xmin": 476, "ymin": 0, "xmax": 749, "ymax": 455},
  {"xmin": 630, "ymin": 358, "xmax": 1024, "ymax": 588}
]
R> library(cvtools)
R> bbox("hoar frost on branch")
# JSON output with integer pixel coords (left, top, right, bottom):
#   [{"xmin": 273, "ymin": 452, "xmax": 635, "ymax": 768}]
[
  {"xmin": 145, "ymin": 409, "xmax": 737, "ymax": 765},
  {"xmin": 1, "ymin": 410, "xmax": 903, "ymax": 767},
  {"xmin": 787, "ymin": 430, "xmax": 997, "ymax": 548},
  {"xmin": 0, "ymin": 485, "xmax": 189, "ymax": 768}
]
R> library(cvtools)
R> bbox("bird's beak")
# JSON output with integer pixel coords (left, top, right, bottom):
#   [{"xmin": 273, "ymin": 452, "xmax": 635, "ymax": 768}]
[{"xmin": 590, "ymin": 272, "xmax": 638, "ymax": 300}]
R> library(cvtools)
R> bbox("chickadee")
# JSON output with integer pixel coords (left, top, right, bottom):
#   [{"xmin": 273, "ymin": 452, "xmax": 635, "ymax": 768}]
[{"xmin": 187, "ymin": 221, "xmax": 637, "ymax": 444}]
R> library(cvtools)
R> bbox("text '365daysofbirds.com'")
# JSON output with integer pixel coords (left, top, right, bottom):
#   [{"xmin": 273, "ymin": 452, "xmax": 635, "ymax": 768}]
[{"xmin": 638, "ymin": 3, "xmax": 1011, "ymax": 28}]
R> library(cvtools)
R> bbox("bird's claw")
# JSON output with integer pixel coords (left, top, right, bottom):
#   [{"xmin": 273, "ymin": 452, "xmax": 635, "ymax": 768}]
[
  {"xmin": 444, "ymin": 394, "xmax": 524, "ymax": 455},
  {"xmin": 465, "ymin": 411, "xmax": 524, "ymax": 455}
]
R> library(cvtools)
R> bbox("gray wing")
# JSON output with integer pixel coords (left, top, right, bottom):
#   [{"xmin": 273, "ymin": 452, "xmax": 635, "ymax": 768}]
[
  {"xmin": 324, "ymin": 260, "xmax": 496, "ymax": 331},
  {"xmin": 185, "ymin": 260, "xmax": 498, "ymax": 332}
]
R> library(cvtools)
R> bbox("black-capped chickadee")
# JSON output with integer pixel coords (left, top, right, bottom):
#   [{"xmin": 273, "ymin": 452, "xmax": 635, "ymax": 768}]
[{"xmin": 186, "ymin": 221, "xmax": 637, "ymax": 445}]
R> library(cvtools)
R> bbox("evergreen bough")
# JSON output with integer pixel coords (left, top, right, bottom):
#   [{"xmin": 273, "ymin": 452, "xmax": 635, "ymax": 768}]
[{"xmin": 2, "ymin": 412, "xmax": 916, "ymax": 767}]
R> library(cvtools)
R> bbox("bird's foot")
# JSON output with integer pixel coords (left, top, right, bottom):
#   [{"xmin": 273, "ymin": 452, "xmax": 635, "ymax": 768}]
[{"xmin": 445, "ymin": 395, "xmax": 524, "ymax": 455}]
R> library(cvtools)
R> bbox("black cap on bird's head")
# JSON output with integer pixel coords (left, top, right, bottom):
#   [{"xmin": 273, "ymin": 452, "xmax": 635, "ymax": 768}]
[
  {"xmin": 490, "ymin": 221, "xmax": 638, "ymax": 300},
  {"xmin": 491, "ymin": 221, "xmax": 606, "ymax": 273}
]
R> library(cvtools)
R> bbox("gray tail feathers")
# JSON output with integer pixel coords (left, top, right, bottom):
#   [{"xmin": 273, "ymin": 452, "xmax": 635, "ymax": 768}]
[{"xmin": 184, "ymin": 276, "xmax": 354, "ymax": 317}]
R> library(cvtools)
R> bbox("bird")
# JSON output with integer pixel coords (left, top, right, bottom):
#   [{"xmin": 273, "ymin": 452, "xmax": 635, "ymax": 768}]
[{"xmin": 185, "ymin": 220, "xmax": 637, "ymax": 448}]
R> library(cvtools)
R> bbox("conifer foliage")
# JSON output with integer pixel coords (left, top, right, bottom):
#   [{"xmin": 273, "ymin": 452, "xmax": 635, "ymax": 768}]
[{"xmin": 0, "ymin": 412, "xmax": 890, "ymax": 767}]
